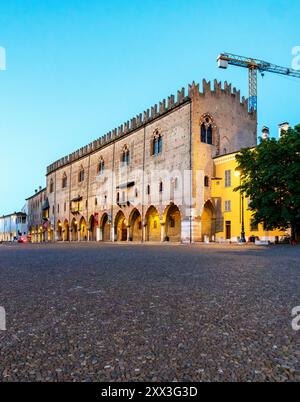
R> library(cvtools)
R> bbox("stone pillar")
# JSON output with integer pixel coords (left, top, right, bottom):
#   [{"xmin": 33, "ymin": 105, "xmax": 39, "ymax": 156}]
[
  {"xmin": 160, "ymin": 222, "xmax": 165, "ymax": 242},
  {"xmin": 111, "ymin": 226, "xmax": 115, "ymax": 242},
  {"xmin": 77, "ymin": 229, "xmax": 80, "ymax": 242},
  {"xmin": 142, "ymin": 223, "xmax": 146, "ymax": 243},
  {"xmin": 127, "ymin": 226, "xmax": 130, "ymax": 242}
]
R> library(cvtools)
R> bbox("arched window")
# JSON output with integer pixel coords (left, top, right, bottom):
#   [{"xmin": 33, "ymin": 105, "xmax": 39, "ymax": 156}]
[
  {"xmin": 204, "ymin": 176, "xmax": 209, "ymax": 187},
  {"xmin": 121, "ymin": 146, "xmax": 130, "ymax": 165},
  {"xmin": 62, "ymin": 173, "xmax": 67, "ymax": 188},
  {"xmin": 98, "ymin": 158, "xmax": 105, "ymax": 175},
  {"xmin": 147, "ymin": 184, "xmax": 151, "ymax": 195},
  {"xmin": 78, "ymin": 166, "xmax": 85, "ymax": 183},
  {"xmin": 116, "ymin": 192, "xmax": 120, "ymax": 204},
  {"xmin": 49, "ymin": 179, "xmax": 54, "ymax": 193},
  {"xmin": 200, "ymin": 116, "xmax": 214, "ymax": 145},
  {"xmin": 152, "ymin": 131, "xmax": 163, "ymax": 156}
]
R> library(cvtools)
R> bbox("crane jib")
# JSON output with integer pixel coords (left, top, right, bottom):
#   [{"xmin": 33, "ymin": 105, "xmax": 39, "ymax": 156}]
[{"xmin": 217, "ymin": 52, "xmax": 300, "ymax": 112}]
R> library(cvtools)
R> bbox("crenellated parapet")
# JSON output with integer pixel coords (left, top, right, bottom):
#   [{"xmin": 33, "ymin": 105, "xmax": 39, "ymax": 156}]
[
  {"xmin": 46, "ymin": 79, "xmax": 253, "ymax": 175},
  {"xmin": 188, "ymin": 79, "xmax": 252, "ymax": 111}
]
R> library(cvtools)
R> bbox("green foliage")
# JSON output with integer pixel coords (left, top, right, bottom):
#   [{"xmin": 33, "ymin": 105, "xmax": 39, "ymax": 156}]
[{"xmin": 235, "ymin": 125, "xmax": 300, "ymax": 236}]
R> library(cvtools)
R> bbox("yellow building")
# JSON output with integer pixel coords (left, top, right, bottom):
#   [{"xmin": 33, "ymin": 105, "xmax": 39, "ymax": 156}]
[{"xmin": 212, "ymin": 151, "xmax": 286, "ymax": 243}]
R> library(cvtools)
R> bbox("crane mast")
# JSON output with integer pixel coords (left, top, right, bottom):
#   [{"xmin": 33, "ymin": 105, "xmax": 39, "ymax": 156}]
[{"xmin": 217, "ymin": 52, "xmax": 300, "ymax": 112}]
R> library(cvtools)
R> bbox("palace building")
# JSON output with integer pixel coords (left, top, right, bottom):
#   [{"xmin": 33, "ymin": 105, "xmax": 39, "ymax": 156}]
[{"xmin": 26, "ymin": 79, "xmax": 285, "ymax": 243}]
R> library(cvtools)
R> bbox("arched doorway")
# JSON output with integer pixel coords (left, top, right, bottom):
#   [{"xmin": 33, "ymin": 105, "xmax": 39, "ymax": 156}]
[
  {"xmin": 79, "ymin": 217, "xmax": 87, "ymax": 241},
  {"xmin": 201, "ymin": 200, "xmax": 215, "ymax": 242},
  {"xmin": 71, "ymin": 218, "xmax": 78, "ymax": 241},
  {"xmin": 63, "ymin": 220, "xmax": 69, "ymax": 241},
  {"xmin": 57, "ymin": 220, "xmax": 63, "ymax": 241},
  {"xmin": 114, "ymin": 211, "xmax": 127, "ymax": 241},
  {"xmin": 89, "ymin": 215, "xmax": 97, "ymax": 241},
  {"xmin": 145, "ymin": 206, "xmax": 161, "ymax": 242},
  {"xmin": 100, "ymin": 213, "xmax": 111, "ymax": 241},
  {"xmin": 129, "ymin": 209, "xmax": 142, "ymax": 242},
  {"xmin": 164, "ymin": 204, "xmax": 181, "ymax": 242}
]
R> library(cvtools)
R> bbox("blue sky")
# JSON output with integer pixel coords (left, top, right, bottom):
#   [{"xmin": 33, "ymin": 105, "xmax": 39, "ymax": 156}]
[{"xmin": 0, "ymin": 0, "xmax": 299, "ymax": 215}]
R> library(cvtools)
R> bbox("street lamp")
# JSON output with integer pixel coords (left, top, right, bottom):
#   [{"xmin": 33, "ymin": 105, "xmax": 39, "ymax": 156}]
[{"xmin": 235, "ymin": 170, "xmax": 246, "ymax": 243}]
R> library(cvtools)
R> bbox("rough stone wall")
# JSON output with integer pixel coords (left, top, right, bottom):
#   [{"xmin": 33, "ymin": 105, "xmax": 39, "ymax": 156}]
[{"xmin": 46, "ymin": 102, "xmax": 191, "ymax": 241}]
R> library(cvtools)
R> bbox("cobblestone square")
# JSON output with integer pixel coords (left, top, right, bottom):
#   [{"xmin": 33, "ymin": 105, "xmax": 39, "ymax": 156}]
[{"xmin": 0, "ymin": 243, "xmax": 299, "ymax": 382}]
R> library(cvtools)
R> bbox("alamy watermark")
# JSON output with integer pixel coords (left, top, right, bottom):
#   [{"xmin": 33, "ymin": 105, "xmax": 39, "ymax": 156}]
[
  {"xmin": 0, "ymin": 46, "xmax": 6, "ymax": 71},
  {"xmin": 292, "ymin": 46, "xmax": 300, "ymax": 70},
  {"xmin": 0, "ymin": 306, "xmax": 6, "ymax": 331},
  {"xmin": 291, "ymin": 306, "xmax": 300, "ymax": 331}
]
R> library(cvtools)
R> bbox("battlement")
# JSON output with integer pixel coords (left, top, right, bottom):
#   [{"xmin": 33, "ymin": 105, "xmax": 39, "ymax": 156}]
[{"xmin": 46, "ymin": 80, "xmax": 253, "ymax": 175}]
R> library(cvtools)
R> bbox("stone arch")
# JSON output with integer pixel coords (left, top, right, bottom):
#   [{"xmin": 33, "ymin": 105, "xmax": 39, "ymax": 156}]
[
  {"xmin": 89, "ymin": 215, "xmax": 97, "ymax": 241},
  {"xmin": 71, "ymin": 218, "xmax": 78, "ymax": 241},
  {"xmin": 163, "ymin": 204, "xmax": 182, "ymax": 242},
  {"xmin": 145, "ymin": 206, "xmax": 161, "ymax": 242},
  {"xmin": 114, "ymin": 210, "xmax": 127, "ymax": 241},
  {"xmin": 57, "ymin": 220, "xmax": 63, "ymax": 241},
  {"xmin": 201, "ymin": 200, "xmax": 216, "ymax": 242},
  {"xmin": 79, "ymin": 217, "xmax": 87, "ymax": 241},
  {"xmin": 128, "ymin": 208, "xmax": 142, "ymax": 242},
  {"xmin": 100, "ymin": 213, "xmax": 111, "ymax": 242},
  {"xmin": 63, "ymin": 219, "xmax": 69, "ymax": 241}
]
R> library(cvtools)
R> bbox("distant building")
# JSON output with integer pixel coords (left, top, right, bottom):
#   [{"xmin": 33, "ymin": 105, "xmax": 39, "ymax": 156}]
[
  {"xmin": 26, "ymin": 187, "xmax": 47, "ymax": 242},
  {"xmin": 0, "ymin": 212, "xmax": 27, "ymax": 242}
]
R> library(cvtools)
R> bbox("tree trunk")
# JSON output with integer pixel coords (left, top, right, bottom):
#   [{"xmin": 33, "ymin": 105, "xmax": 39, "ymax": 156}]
[{"xmin": 291, "ymin": 224, "xmax": 297, "ymax": 243}]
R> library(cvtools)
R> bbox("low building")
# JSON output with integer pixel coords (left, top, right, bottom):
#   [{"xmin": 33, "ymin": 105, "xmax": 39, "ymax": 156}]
[
  {"xmin": 211, "ymin": 151, "xmax": 286, "ymax": 243},
  {"xmin": 0, "ymin": 212, "xmax": 27, "ymax": 242}
]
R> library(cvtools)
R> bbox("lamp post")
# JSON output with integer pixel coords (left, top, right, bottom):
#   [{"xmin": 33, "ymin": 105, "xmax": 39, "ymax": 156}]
[{"xmin": 235, "ymin": 170, "xmax": 246, "ymax": 243}]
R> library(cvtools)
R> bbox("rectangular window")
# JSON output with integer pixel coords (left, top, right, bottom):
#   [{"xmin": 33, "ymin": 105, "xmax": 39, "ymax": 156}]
[
  {"xmin": 224, "ymin": 200, "xmax": 231, "ymax": 212},
  {"xmin": 225, "ymin": 170, "xmax": 231, "ymax": 187}
]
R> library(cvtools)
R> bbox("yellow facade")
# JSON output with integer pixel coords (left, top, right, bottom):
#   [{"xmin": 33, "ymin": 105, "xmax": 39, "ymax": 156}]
[{"xmin": 212, "ymin": 152, "xmax": 286, "ymax": 243}]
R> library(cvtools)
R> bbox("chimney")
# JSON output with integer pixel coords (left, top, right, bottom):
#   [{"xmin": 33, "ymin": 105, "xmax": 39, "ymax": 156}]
[
  {"xmin": 278, "ymin": 122, "xmax": 289, "ymax": 138},
  {"xmin": 261, "ymin": 126, "xmax": 270, "ymax": 141}
]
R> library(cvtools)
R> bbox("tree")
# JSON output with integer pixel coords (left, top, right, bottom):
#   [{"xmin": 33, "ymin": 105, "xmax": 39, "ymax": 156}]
[{"xmin": 235, "ymin": 125, "xmax": 300, "ymax": 241}]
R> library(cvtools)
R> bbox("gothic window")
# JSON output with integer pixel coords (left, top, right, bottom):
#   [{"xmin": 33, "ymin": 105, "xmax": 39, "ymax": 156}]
[
  {"xmin": 98, "ymin": 158, "xmax": 105, "ymax": 175},
  {"xmin": 121, "ymin": 146, "xmax": 130, "ymax": 165},
  {"xmin": 78, "ymin": 166, "xmax": 85, "ymax": 183},
  {"xmin": 147, "ymin": 184, "xmax": 151, "ymax": 195},
  {"xmin": 62, "ymin": 173, "xmax": 67, "ymax": 188},
  {"xmin": 204, "ymin": 176, "xmax": 209, "ymax": 187},
  {"xmin": 159, "ymin": 181, "xmax": 163, "ymax": 193},
  {"xmin": 152, "ymin": 131, "xmax": 163, "ymax": 156},
  {"xmin": 200, "ymin": 116, "xmax": 214, "ymax": 145}
]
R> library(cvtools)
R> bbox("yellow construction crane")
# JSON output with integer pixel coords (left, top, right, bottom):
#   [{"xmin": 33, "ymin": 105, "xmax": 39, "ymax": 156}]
[{"xmin": 217, "ymin": 52, "xmax": 300, "ymax": 112}]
